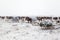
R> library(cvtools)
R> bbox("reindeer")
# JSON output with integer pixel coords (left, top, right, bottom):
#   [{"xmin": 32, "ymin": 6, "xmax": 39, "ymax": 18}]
[
  {"xmin": 36, "ymin": 17, "xmax": 42, "ymax": 21},
  {"xmin": 55, "ymin": 17, "xmax": 60, "ymax": 24},
  {"xmin": 6, "ymin": 16, "xmax": 13, "ymax": 19},
  {"xmin": 19, "ymin": 16, "xmax": 26, "ymax": 22},
  {"xmin": 53, "ymin": 17, "xmax": 58, "ymax": 20},
  {"xmin": 59, "ymin": 17, "xmax": 60, "ymax": 19},
  {"xmin": 0, "ymin": 16, "xmax": 5, "ymax": 19},
  {"xmin": 12, "ymin": 17, "xmax": 20, "ymax": 22},
  {"xmin": 46, "ymin": 17, "xmax": 52, "ymax": 19},
  {"xmin": 53, "ymin": 17, "xmax": 58, "ymax": 21},
  {"xmin": 0, "ymin": 16, "xmax": 5, "ymax": 22},
  {"xmin": 17, "ymin": 16, "xmax": 21, "ymax": 19},
  {"xmin": 25, "ymin": 17, "xmax": 32, "ymax": 23},
  {"xmin": 6, "ymin": 16, "xmax": 22, "ymax": 23},
  {"xmin": 5, "ymin": 16, "xmax": 13, "ymax": 22}
]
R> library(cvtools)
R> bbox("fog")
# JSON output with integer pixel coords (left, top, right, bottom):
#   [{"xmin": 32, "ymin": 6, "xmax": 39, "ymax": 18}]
[{"xmin": 0, "ymin": 0, "xmax": 60, "ymax": 16}]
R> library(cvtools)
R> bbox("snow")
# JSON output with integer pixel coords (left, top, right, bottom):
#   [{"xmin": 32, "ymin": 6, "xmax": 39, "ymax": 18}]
[{"xmin": 0, "ymin": 20, "xmax": 60, "ymax": 40}]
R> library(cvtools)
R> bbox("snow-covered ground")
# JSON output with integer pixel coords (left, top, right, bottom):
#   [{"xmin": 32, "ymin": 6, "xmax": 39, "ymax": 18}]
[{"xmin": 0, "ymin": 20, "xmax": 60, "ymax": 40}]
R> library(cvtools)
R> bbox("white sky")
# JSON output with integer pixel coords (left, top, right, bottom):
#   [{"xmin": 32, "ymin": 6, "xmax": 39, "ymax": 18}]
[{"xmin": 0, "ymin": 0, "xmax": 60, "ymax": 16}]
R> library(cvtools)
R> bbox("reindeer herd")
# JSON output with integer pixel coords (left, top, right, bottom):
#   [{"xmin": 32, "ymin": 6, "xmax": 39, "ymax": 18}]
[
  {"xmin": 0, "ymin": 16, "xmax": 60, "ymax": 29},
  {"xmin": 0, "ymin": 16, "xmax": 60, "ymax": 28},
  {"xmin": 0, "ymin": 16, "xmax": 60, "ymax": 23}
]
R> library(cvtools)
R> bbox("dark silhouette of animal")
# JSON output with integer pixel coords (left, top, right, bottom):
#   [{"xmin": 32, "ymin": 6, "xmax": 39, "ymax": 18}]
[
  {"xmin": 25, "ymin": 17, "xmax": 32, "ymax": 23},
  {"xmin": 59, "ymin": 17, "xmax": 60, "ymax": 19},
  {"xmin": 56, "ymin": 20, "xmax": 60, "ymax": 23},
  {"xmin": 53, "ymin": 17, "xmax": 58, "ymax": 20},
  {"xmin": 36, "ymin": 17, "xmax": 42, "ymax": 21},
  {"xmin": 46, "ymin": 17, "xmax": 52, "ymax": 19},
  {"xmin": 6, "ymin": 16, "xmax": 20, "ymax": 22},
  {"xmin": 0, "ymin": 16, "xmax": 5, "ymax": 19},
  {"xmin": 6, "ymin": 16, "xmax": 13, "ymax": 19}
]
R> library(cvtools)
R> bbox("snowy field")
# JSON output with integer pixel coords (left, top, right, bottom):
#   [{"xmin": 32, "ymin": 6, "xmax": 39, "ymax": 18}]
[{"xmin": 0, "ymin": 20, "xmax": 60, "ymax": 40}]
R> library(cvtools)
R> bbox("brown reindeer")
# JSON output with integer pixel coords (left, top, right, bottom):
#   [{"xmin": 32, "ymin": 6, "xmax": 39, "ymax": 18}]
[
  {"xmin": 36, "ymin": 17, "xmax": 42, "ymax": 21},
  {"xmin": 25, "ymin": 17, "xmax": 32, "ymax": 23},
  {"xmin": 46, "ymin": 17, "xmax": 52, "ymax": 19},
  {"xmin": 53, "ymin": 17, "xmax": 58, "ymax": 20},
  {"xmin": 0, "ymin": 16, "xmax": 5, "ymax": 19},
  {"xmin": 6, "ymin": 16, "xmax": 13, "ymax": 19},
  {"xmin": 5, "ymin": 16, "xmax": 13, "ymax": 22}
]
